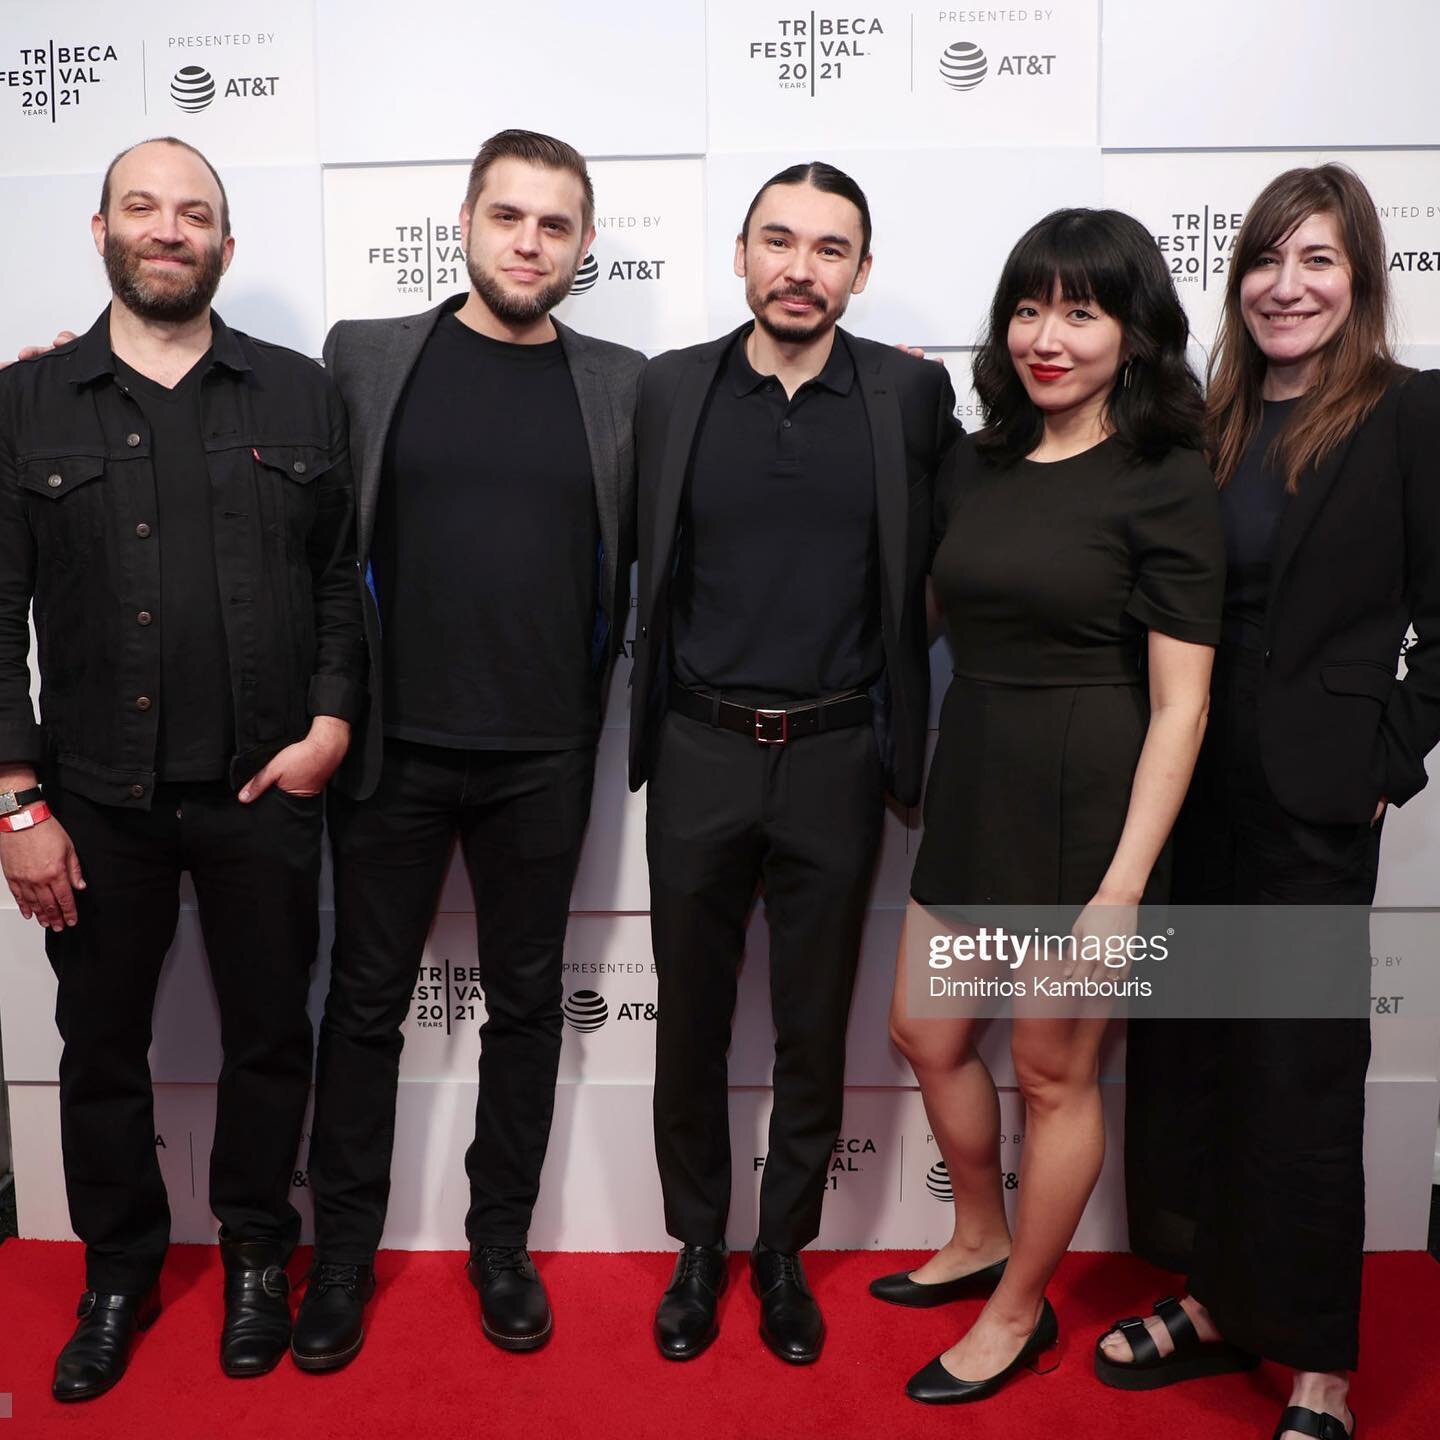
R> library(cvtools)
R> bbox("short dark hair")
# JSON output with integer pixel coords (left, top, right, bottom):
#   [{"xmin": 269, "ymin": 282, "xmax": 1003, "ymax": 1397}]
[
  {"xmin": 464, "ymin": 128, "xmax": 594, "ymax": 230},
  {"xmin": 972, "ymin": 208, "xmax": 1205, "ymax": 465},
  {"xmin": 740, "ymin": 161, "xmax": 873, "ymax": 262},
  {"xmin": 99, "ymin": 136, "xmax": 231, "ymax": 237}
]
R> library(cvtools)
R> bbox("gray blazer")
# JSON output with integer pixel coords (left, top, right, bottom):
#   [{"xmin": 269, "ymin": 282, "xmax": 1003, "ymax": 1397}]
[{"xmin": 322, "ymin": 294, "xmax": 645, "ymax": 800}]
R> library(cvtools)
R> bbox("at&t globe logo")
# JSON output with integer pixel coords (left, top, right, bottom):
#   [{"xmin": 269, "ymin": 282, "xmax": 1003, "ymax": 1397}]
[
  {"xmin": 925, "ymin": 1160, "xmax": 953, "ymax": 1202},
  {"xmin": 939, "ymin": 41, "xmax": 987, "ymax": 91},
  {"xmin": 570, "ymin": 252, "xmax": 600, "ymax": 296},
  {"xmin": 562, "ymin": 989, "xmax": 609, "ymax": 1032},
  {"xmin": 171, "ymin": 65, "xmax": 215, "ymax": 111}
]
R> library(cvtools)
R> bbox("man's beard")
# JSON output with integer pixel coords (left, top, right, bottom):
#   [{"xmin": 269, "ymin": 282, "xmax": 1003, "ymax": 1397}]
[
  {"xmin": 104, "ymin": 233, "xmax": 224, "ymax": 324},
  {"xmin": 747, "ymin": 278, "xmax": 842, "ymax": 343},
  {"xmin": 467, "ymin": 251, "xmax": 579, "ymax": 325}
]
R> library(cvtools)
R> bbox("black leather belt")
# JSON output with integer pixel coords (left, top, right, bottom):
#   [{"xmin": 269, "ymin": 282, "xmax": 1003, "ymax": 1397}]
[{"xmin": 668, "ymin": 683, "xmax": 872, "ymax": 746}]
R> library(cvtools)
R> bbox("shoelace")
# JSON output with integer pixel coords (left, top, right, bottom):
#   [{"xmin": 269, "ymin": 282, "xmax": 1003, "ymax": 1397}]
[
  {"xmin": 773, "ymin": 1252, "xmax": 803, "ymax": 1287},
  {"xmin": 309, "ymin": 1262, "xmax": 363, "ymax": 1294},
  {"xmin": 675, "ymin": 1246, "xmax": 714, "ymax": 1283},
  {"xmin": 480, "ymin": 1247, "xmax": 530, "ymax": 1276}
]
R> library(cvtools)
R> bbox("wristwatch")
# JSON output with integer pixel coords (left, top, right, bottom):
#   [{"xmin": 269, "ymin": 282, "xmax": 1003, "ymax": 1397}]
[{"xmin": 0, "ymin": 785, "xmax": 43, "ymax": 814}]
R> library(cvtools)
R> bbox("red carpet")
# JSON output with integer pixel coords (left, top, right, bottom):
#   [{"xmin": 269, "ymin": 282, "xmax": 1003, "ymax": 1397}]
[{"xmin": 0, "ymin": 1243, "xmax": 1435, "ymax": 1438}]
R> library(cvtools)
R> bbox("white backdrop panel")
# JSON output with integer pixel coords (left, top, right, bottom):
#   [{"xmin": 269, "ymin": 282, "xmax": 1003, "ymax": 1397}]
[
  {"xmin": 0, "ymin": 164, "xmax": 327, "ymax": 359},
  {"xmin": 706, "ymin": 1, "xmax": 1099, "ymax": 152},
  {"xmin": 322, "ymin": 158, "xmax": 706, "ymax": 354},
  {"xmin": 1101, "ymin": 0, "xmax": 1440, "ymax": 150},
  {"xmin": 704, "ymin": 147, "xmax": 1103, "ymax": 346},
  {"xmin": 1104, "ymin": 150, "xmax": 1440, "ymax": 356},
  {"xmin": 313, "ymin": 0, "xmax": 708, "ymax": 164},
  {"xmin": 0, "ymin": 0, "xmax": 318, "ymax": 175}
]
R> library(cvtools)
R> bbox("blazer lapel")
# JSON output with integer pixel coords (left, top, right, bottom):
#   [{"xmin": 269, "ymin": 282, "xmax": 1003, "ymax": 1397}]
[
  {"xmin": 557, "ymin": 323, "xmax": 620, "ymax": 619},
  {"xmin": 1266, "ymin": 429, "xmax": 1360, "ymax": 628},
  {"xmin": 856, "ymin": 341, "xmax": 907, "ymax": 630}
]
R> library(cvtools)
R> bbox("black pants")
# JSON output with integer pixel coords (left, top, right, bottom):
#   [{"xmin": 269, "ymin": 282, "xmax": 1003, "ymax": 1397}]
[
  {"xmin": 308, "ymin": 738, "xmax": 595, "ymax": 1259},
  {"xmin": 46, "ymin": 781, "xmax": 321, "ymax": 1293},
  {"xmin": 647, "ymin": 711, "xmax": 885, "ymax": 1253},
  {"xmin": 1125, "ymin": 646, "xmax": 1378, "ymax": 1372}
]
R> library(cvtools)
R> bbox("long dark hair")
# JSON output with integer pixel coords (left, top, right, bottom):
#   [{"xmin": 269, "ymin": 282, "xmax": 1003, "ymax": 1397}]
[
  {"xmin": 973, "ymin": 208, "xmax": 1205, "ymax": 464},
  {"xmin": 1208, "ymin": 164, "xmax": 1401, "ymax": 492}
]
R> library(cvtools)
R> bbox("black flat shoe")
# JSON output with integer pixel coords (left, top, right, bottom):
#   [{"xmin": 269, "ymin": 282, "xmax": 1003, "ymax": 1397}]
[
  {"xmin": 654, "ymin": 1244, "xmax": 727, "ymax": 1360},
  {"xmin": 220, "ymin": 1240, "xmax": 292, "ymax": 1378},
  {"xmin": 750, "ymin": 1244, "xmax": 824, "ymax": 1365},
  {"xmin": 291, "ymin": 1261, "xmax": 376, "ymax": 1373},
  {"xmin": 52, "ymin": 1287, "xmax": 161, "ymax": 1402},
  {"xmin": 1273, "ymin": 1405, "xmax": 1356, "ymax": 1440},
  {"xmin": 869, "ymin": 1256, "xmax": 1008, "ymax": 1308},
  {"xmin": 905, "ymin": 1297, "xmax": 1058, "ymax": 1404},
  {"xmin": 466, "ymin": 1247, "xmax": 552, "ymax": 1351},
  {"xmin": 1094, "ymin": 1295, "xmax": 1259, "ymax": 1391}
]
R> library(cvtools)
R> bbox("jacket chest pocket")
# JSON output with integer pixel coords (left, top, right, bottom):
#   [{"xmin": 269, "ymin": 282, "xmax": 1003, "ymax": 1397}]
[
  {"xmin": 247, "ymin": 443, "xmax": 334, "ymax": 542},
  {"xmin": 18, "ymin": 455, "xmax": 108, "ymax": 566}
]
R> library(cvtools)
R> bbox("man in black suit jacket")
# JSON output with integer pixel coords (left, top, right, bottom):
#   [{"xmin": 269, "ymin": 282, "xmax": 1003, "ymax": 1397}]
[
  {"xmin": 292, "ymin": 130, "xmax": 644, "ymax": 1370},
  {"xmin": 630, "ymin": 163, "xmax": 958, "ymax": 1364}
]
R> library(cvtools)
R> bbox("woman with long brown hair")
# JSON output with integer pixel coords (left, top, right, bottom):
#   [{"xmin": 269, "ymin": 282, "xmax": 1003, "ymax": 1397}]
[{"xmin": 1096, "ymin": 164, "xmax": 1440, "ymax": 1440}]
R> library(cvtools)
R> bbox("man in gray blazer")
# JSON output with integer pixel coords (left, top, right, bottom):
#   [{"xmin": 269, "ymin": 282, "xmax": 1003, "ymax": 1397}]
[{"xmin": 291, "ymin": 130, "xmax": 643, "ymax": 1370}]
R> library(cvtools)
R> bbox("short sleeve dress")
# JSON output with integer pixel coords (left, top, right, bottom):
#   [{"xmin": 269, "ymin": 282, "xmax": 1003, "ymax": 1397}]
[{"xmin": 909, "ymin": 433, "xmax": 1225, "ymax": 907}]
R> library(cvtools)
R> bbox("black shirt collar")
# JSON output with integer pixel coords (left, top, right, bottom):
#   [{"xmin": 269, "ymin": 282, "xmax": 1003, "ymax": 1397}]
[
  {"xmin": 71, "ymin": 305, "xmax": 250, "ymax": 386},
  {"xmin": 728, "ymin": 324, "xmax": 856, "ymax": 398}
]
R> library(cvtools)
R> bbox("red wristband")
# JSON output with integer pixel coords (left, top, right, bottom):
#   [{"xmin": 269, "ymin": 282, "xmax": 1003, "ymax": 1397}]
[{"xmin": 0, "ymin": 801, "xmax": 52, "ymax": 832}]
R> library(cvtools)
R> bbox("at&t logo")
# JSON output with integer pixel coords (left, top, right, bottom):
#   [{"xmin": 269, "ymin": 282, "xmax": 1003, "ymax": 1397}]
[
  {"xmin": 925, "ymin": 1160, "xmax": 953, "ymax": 1202},
  {"xmin": 570, "ymin": 253, "xmax": 599, "ymax": 295},
  {"xmin": 562, "ymin": 989, "xmax": 658, "ymax": 1031},
  {"xmin": 171, "ymin": 65, "xmax": 214, "ymax": 111},
  {"xmin": 938, "ymin": 39, "xmax": 1055, "ymax": 89}
]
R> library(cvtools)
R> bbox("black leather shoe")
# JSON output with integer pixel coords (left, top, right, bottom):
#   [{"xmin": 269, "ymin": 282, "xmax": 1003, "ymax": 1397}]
[
  {"xmin": 869, "ymin": 1256, "xmax": 1009, "ymax": 1308},
  {"xmin": 291, "ymin": 1261, "xmax": 377, "ymax": 1372},
  {"xmin": 750, "ymin": 1244, "xmax": 824, "ymax": 1364},
  {"xmin": 219, "ymin": 1239, "xmax": 292, "ymax": 1378},
  {"xmin": 466, "ymin": 1247, "xmax": 552, "ymax": 1351},
  {"xmin": 905, "ymin": 1297, "xmax": 1059, "ymax": 1404},
  {"xmin": 52, "ymin": 1287, "xmax": 161, "ymax": 1401},
  {"xmin": 654, "ymin": 1244, "xmax": 727, "ymax": 1360}
]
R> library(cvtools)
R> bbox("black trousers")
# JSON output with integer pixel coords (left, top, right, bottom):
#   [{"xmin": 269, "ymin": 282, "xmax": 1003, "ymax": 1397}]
[
  {"xmin": 46, "ymin": 781, "xmax": 321, "ymax": 1293},
  {"xmin": 647, "ymin": 711, "xmax": 885, "ymax": 1253},
  {"xmin": 1125, "ymin": 646, "xmax": 1378, "ymax": 1372},
  {"xmin": 308, "ymin": 738, "xmax": 595, "ymax": 1259}
]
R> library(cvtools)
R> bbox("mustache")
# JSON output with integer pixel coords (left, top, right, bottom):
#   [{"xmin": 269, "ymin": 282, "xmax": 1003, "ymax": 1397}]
[
  {"xmin": 138, "ymin": 242, "xmax": 197, "ymax": 266},
  {"xmin": 766, "ymin": 285, "xmax": 826, "ymax": 311}
]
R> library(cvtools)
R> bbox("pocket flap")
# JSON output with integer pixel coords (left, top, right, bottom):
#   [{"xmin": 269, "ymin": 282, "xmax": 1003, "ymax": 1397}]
[
  {"xmin": 250, "ymin": 444, "xmax": 336, "ymax": 484},
  {"xmin": 1320, "ymin": 662, "xmax": 1395, "ymax": 702},
  {"xmin": 18, "ymin": 454, "xmax": 105, "ymax": 500}
]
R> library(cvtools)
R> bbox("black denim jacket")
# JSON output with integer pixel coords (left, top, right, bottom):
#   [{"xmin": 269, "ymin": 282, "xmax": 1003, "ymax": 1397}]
[{"xmin": 0, "ymin": 308, "xmax": 363, "ymax": 808}]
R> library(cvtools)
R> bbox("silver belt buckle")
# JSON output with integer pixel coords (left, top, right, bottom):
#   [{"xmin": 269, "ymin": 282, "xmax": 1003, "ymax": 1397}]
[{"xmin": 754, "ymin": 708, "xmax": 789, "ymax": 745}]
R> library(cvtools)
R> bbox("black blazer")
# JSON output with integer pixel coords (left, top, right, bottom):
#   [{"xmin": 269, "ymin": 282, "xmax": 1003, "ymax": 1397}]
[
  {"xmin": 1257, "ymin": 369, "xmax": 1440, "ymax": 824},
  {"xmin": 628, "ymin": 324, "xmax": 959, "ymax": 806},
  {"xmin": 322, "ymin": 296, "xmax": 645, "ymax": 800}
]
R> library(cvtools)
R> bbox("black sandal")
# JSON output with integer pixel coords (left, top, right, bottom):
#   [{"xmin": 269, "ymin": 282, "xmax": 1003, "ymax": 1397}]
[
  {"xmin": 1093, "ymin": 1295, "xmax": 1260, "ymax": 1390},
  {"xmin": 1272, "ymin": 1406, "xmax": 1355, "ymax": 1440}
]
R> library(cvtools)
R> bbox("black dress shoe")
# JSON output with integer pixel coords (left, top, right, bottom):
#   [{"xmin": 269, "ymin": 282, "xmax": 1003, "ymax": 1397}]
[
  {"xmin": 465, "ymin": 1247, "xmax": 552, "ymax": 1351},
  {"xmin": 905, "ymin": 1296, "xmax": 1059, "ymax": 1404},
  {"xmin": 654, "ymin": 1244, "xmax": 727, "ymax": 1360},
  {"xmin": 291, "ymin": 1261, "xmax": 377, "ymax": 1372},
  {"xmin": 52, "ymin": 1287, "xmax": 161, "ymax": 1401},
  {"xmin": 750, "ymin": 1244, "xmax": 824, "ymax": 1364},
  {"xmin": 869, "ymin": 1256, "xmax": 1009, "ymax": 1308},
  {"xmin": 219, "ymin": 1239, "xmax": 292, "ymax": 1378}
]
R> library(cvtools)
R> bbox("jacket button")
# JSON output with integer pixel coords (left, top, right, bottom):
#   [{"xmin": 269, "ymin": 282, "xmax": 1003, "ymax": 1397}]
[
  {"xmin": 135, "ymin": 695, "xmax": 152, "ymax": 711},
  {"xmin": 47, "ymin": 473, "xmax": 62, "ymax": 488},
  {"xmin": 1263, "ymin": 649, "xmax": 1272, "ymax": 666},
  {"xmin": 640, "ymin": 624, "xmax": 648, "ymax": 638},
  {"xmin": 126, "ymin": 433, "xmax": 141, "ymax": 447},
  {"xmin": 292, "ymin": 460, "xmax": 307, "ymax": 474},
  {"xmin": 135, "ymin": 523, "xmax": 151, "ymax": 538},
  {"xmin": 129, "ymin": 783, "xmax": 145, "ymax": 799},
  {"xmin": 137, "ymin": 611, "xmax": 153, "ymax": 626}
]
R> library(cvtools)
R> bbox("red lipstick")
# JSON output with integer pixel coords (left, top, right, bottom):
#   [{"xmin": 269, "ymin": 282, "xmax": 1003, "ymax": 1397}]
[{"xmin": 1027, "ymin": 364, "xmax": 1069, "ymax": 382}]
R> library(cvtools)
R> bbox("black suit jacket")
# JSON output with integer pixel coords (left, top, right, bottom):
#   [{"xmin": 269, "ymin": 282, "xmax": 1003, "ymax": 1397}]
[
  {"xmin": 322, "ymin": 295, "xmax": 645, "ymax": 800},
  {"xmin": 628, "ymin": 324, "xmax": 959, "ymax": 806},
  {"xmin": 1257, "ymin": 369, "xmax": 1440, "ymax": 823}
]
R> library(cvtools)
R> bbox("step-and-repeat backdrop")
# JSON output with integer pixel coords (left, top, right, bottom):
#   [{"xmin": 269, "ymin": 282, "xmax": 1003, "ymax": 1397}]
[{"xmin": 2, "ymin": 0, "xmax": 1438, "ymax": 1252}]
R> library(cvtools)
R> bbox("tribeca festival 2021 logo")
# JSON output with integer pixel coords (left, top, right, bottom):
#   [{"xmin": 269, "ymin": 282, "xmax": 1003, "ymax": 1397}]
[
  {"xmin": 412, "ymin": 958, "xmax": 485, "ymax": 1032},
  {"xmin": 755, "ymin": 1135, "xmax": 879, "ymax": 1192},
  {"xmin": 1150, "ymin": 206, "xmax": 1247, "ymax": 294},
  {"xmin": 365, "ymin": 213, "xmax": 466, "ymax": 302},
  {"xmin": 744, "ymin": 12, "xmax": 888, "ymax": 94},
  {"xmin": 0, "ymin": 38, "xmax": 122, "ymax": 122}
]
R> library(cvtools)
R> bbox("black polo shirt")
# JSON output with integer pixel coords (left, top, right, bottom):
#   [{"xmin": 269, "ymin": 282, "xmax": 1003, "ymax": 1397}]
[{"xmin": 671, "ymin": 328, "xmax": 880, "ymax": 700}]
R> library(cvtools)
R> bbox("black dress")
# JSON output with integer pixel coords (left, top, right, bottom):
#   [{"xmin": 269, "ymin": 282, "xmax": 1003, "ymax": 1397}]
[{"xmin": 910, "ymin": 434, "xmax": 1224, "ymax": 907}]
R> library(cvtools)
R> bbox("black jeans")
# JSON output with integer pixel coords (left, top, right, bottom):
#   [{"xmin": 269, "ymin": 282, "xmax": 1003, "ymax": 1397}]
[
  {"xmin": 46, "ymin": 781, "xmax": 322, "ymax": 1293},
  {"xmin": 646, "ymin": 711, "xmax": 885, "ymax": 1253},
  {"xmin": 308, "ymin": 738, "xmax": 595, "ymax": 1259}
]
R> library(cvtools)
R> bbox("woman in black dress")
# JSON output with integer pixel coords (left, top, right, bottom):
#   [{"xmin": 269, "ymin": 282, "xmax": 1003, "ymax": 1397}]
[
  {"xmin": 1097, "ymin": 165, "xmax": 1440, "ymax": 1440},
  {"xmin": 880, "ymin": 209, "xmax": 1225, "ymax": 1404}
]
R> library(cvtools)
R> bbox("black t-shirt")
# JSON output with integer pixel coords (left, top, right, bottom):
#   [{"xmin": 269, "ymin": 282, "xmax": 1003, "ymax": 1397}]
[
  {"xmin": 1219, "ymin": 397, "xmax": 1301, "ymax": 647},
  {"xmin": 113, "ymin": 351, "xmax": 234, "ymax": 782},
  {"xmin": 370, "ymin": 313, "xmax": 600, "ymax": 749},
  {"xmin": 671, "ymin": 329, "xmax": 880, "ymax": 700}
]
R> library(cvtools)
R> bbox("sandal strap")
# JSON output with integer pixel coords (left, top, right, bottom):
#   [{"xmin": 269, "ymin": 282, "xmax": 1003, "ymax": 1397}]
[
  {"xmin": 1112, "ymin": 1314, "xmax": 1160, "ymax": 1365},
  {"xmin": 1273, "ymin": 1406, "xmax": 1353, "ymax": 1440},
  {"xmin": 1153, "ymin": 1295, "xmax": 1200, "ymax": 1352}
]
